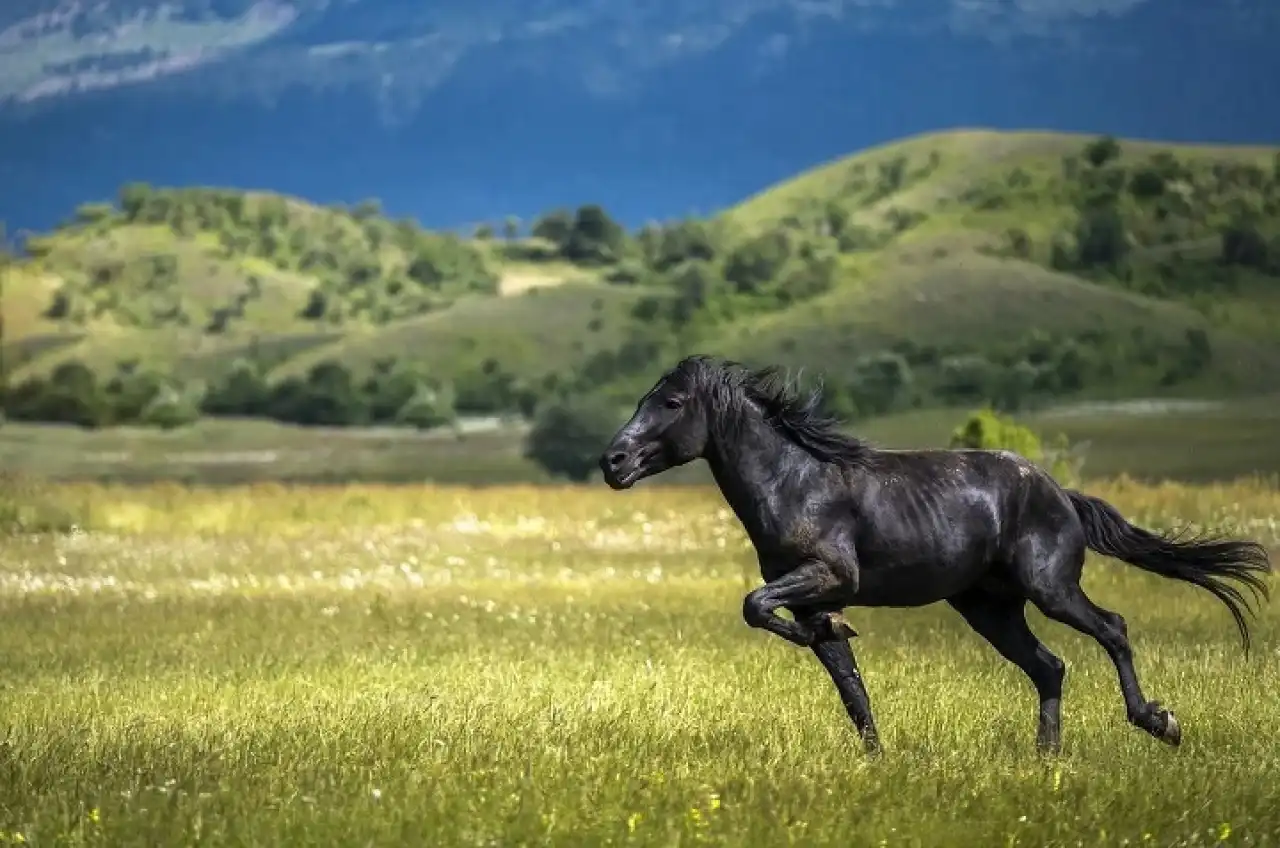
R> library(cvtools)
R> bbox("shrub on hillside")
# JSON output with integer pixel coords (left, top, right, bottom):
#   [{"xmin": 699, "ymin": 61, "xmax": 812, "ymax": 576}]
[
  {"xmin": 202, "ymin": 361, "xmax": 273, "ymax": 417},
  {"xmin": 1083, "ymin": 136, "xmax": 1122, "ymax": 168},
  {"xmin": 104, "ymin": 365, "xmax": 168, "ymax": 421},
  {"xmin": 139, "ymin": 384, "xmax": 202, "ymax": 429},
  {"xmin": 935, "ymin": 355, "xmax": 999, "ymax": 405},
  {"xmin": 395, "ymin": 381, "xmax": 458, "ymax": 430},
  {"xmin": 949, "ymin": 408, "xmax": 1083, "ymax": 485},
  {"xmin": 4, "ymin": 362, "xmax": 112, "ymax": 428},
  {"xmin": 453, "ymin": 360, "xmax": 538, "ymax": 417},
  {"xmin": 524, "ymin": 397, "xmax": 620, "ymax": 482},
  {"xmin": 847, "ymin": 351, "xmax": 913, "ymax": 416},
  {"xmin": 268, "ymin": 361, "xmax": 370, "ymax": 426}
]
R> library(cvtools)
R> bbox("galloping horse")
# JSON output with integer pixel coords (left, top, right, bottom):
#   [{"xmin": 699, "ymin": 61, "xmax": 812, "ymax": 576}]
[{"xmin": 598, "ymin": 355, "xmax": 1272, "ymax": 754}]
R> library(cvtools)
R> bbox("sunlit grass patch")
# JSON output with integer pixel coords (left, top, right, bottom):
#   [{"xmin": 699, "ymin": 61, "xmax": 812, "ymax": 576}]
[{"xmin": 0, "ymin": 479, "xmax": 1277, "ymax": 845}]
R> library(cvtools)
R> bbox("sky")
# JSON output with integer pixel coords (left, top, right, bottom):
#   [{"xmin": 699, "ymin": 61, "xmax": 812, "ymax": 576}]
[{"xmin": 1, "ymin": 0, "xmax": 1277, "ymax": 236}]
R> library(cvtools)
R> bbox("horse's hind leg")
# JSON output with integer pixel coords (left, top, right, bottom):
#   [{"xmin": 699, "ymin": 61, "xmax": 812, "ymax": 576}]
[
  {"xmin": 947, "ymin": 587, "xmax": 1067, "ymax": 753},
  {"xmin": 1023, "ymin": 545, "xmax": 1181, "ymax": 747}
]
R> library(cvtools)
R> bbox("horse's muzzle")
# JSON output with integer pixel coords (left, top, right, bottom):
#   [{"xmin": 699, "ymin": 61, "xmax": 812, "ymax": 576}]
[{"xmin": 600, "ymin": 443, "xmax": 642, "ymax": 490}]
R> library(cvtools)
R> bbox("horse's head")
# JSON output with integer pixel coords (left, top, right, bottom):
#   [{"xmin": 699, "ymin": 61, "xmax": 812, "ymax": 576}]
[{"xmin": 599, "ymin": 357, "xmax": 716, "ymax": 490}]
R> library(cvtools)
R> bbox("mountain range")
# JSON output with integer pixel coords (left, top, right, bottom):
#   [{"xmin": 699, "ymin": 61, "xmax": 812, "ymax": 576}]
[{"xmin": 2, "ymin": 0, "xmax": 1279, "ymax": 237}]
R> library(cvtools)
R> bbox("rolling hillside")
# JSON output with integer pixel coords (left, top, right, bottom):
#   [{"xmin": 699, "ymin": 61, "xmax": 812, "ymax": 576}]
[{"xmin": 4, "ymin": 128, "xmax": 1280, "ymax": 412}]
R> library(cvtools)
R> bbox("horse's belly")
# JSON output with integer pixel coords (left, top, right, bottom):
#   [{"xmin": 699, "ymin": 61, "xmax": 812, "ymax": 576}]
[{"xmin": 850, "ymin": 546, "xmax": 992, "ymax": 607}]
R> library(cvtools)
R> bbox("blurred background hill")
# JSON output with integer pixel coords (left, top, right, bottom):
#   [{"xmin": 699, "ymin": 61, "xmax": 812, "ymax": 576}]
[{"xmin": 2, "ymin": 0, "xmax": 1279, "ymax": 485}]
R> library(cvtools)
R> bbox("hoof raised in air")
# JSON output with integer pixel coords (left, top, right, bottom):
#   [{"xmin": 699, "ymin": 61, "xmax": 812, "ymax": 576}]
[{"xmin": 823, "ymin": 612, "xmax": 859, "ymax": 641}]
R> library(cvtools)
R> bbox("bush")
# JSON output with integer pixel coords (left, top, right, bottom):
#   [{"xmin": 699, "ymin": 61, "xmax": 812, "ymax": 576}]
[
  {"xmin": 202, "ymin": 361, "xmax": 272, "ymax": 417},
  {"xmin": 5, "ymin": 362, "xmax": 112, "ymax": 428},
  {"xmin": 724, "ymin": 230, "xmax": 790, "ymax": 294},
  {"xmin": 139, "ymin": 383, "xmax": 202, "ymax": 429},
  {"xmin": 524, "ymin": 397, "xmax": 621, "ymax": 482},
  {"xmin": 949, "ymin": 409, "xmax": 1083, "ymax": 484},
  {"xmin": 1083, "ymin": 136, "xmax": 1121, "ymax": 168},
  {"xmin": 453, "ymin": 361, "xmax": 537, "ymax": 416},
  {"xmin": 847, "ymin": 351, "xmax": 912, "ymax": 416},
  {"xmin": 268, "ymin": 361, "xmax": 369, "ymax": 426},
  {"xmin": 395, "ymin": 381, "xmax": 457, "ymax": 430},
  {"xmin": 935, "ymin": 355, "xmax": 998, "ymax": 404}
]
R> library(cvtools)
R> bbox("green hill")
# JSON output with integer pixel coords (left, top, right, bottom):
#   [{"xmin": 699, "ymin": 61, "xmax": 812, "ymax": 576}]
[{"xmin": 4, "ymin": 128, "xmax": 1280, "ymax": 430}]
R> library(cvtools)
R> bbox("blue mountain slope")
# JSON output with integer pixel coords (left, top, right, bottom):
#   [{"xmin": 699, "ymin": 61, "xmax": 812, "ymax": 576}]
[{"xmin": 1, "ymin": 0, "xmax": 1277, "ymax": 235}]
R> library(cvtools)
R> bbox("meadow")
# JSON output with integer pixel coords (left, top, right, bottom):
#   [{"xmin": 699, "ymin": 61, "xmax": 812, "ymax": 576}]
[
  {"xmin": 1, "ymin": 477, "xmax": 1278, "ymax": 846},
  {"xmin": 5, "ymin": 391, "xmax": 1280, "ymax": 487}
]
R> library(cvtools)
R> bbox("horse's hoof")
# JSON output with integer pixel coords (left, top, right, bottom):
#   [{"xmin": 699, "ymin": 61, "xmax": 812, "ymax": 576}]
[
  {"xmin": 825, "ymin": 612, "xmax": 858, "ymax": 641},
  {"xmin": 1159, "ymin": 709, "xmax": 1182, "ymax": 747},
  {"xmin": 1035, "ymin": 738, "xmax": 1062, "ymax": 757}
]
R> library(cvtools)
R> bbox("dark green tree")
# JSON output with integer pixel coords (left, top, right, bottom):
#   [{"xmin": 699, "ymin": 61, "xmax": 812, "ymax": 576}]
[
  {"xmin": 268, "ymin": 361, "xmax": 369, "ymax": 426},
  {"xmin": 118, "ymin": 182, "xmax": 153, "ymax": 220},
  {"xmin": 1083, "ymin": 136, "xmax": 1121, "ymax": 168},
  {"xmin": 202, "ymin": 361, "xmax": 273, "ymax": 417},
  {"xmin": 848, "ymin": 352, "xmax": 912, "ymax": 415},
  {"xmin": 563, "ymin": 205, "xmax": 626, "ymax": 264},
  {"xmin": 1221, "ymin": 219, "xmax": 1269, "ymax": 269},
  {"xmin": 104, "ymin": 365, "xmax": 167, "ymax": 422},
  {"xmin": 395, "ymin": 381, "xmax": 457, "ymax": 430},
  {"xmin": 1074, "ymin": 205, "xmax": 1129, "ymax": 269},
  {"xmin": 524, "ymin": 396, "xmax": 620, "ymax": 482},
  {"xmin": 7, "ymin": 361, "xmax": 111, "ymax": 427},
  {"xmin": 139, "ymin": 384, "xmax": 201, "ymax": 429},
  {"xmin": 531, "ymin": 209, "xmax": 574, "ymax": 248},
  {"xmin": 724, "ymin": 230, "xmax": 790, "ymax": 294},
  {"xmin": 652, "ymin": 220, "xmax": 717, "ymax": 272}
]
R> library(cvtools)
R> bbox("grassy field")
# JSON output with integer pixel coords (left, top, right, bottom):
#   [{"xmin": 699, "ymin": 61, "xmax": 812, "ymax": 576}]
[{"xmin": 0, "ymin": 479, "xmax": 1277, "ymax": 845}]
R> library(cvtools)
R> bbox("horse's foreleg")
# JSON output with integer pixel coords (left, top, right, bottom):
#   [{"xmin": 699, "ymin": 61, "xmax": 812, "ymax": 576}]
[
  {"xmin": 741, "ymin": 561, "xmax": 849, "ymax": 647},
  {"xmin": 803, "ymin": 622, "xmax": 882, "ymax": 756}
]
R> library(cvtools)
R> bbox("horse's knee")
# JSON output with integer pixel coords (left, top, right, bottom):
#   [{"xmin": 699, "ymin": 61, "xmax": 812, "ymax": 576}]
[
  {"xmin": 1096, "ymin": 611, "xmax": 1131, "ymax": 655},
  {"xmin": 742, "ymin": 591, "xmax": 771, "ymax": 628}
]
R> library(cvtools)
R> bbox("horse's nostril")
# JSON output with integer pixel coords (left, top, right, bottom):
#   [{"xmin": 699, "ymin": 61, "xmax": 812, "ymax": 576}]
[{"xmin": 608, "ymin": 452, "xmax": 627, "ymax": 468}]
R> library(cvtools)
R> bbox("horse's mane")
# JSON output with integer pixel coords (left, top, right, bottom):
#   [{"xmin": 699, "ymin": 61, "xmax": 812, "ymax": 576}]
[{"xmin": 677, "ymin": 355, "xmax": 873, "ymax": 467}]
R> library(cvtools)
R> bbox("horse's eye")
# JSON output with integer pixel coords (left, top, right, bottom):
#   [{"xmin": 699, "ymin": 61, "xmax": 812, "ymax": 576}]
[{"xmin": 664, "ymin": 397, "xmax": 684, "ymax": 410}]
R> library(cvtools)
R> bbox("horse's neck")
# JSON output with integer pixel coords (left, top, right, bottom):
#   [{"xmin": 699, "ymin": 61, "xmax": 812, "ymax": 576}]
[{"xmin": 704, "ymin": 415, "xmax": 813, "ymax": 541}]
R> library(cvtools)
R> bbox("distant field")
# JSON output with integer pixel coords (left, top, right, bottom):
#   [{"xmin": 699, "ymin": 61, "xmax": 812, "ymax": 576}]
[
  {"xmin": 0, "ymin": 480, "xmax": 1276, "ymax": 845},
  {"xmin": 4, "ymin": 393, "xmax": 1280, "ymax": 484},
  {"xmin": 857, "ymin": 397, "xmax": 1280, "ymax": 484},
  {"xmin": 0, "ymin": 417, "xmax": 549, "ymax": 485}
]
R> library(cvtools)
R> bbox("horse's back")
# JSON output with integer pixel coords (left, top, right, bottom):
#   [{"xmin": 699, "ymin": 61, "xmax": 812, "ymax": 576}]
[{"xmin": 846, "ymin": 447, "xmax": 1076, "ymax": 603}]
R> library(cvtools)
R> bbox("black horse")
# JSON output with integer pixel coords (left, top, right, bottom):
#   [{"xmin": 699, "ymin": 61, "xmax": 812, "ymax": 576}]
[{"xmin": 598, "ymin": 355, "xmax": 1272, "ymax": 755}]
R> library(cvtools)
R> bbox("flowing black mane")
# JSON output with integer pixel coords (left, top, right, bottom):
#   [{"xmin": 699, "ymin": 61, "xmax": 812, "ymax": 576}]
[{"xmin": 677, "ymin": 354, "xmax": 873, "ymax": 467}]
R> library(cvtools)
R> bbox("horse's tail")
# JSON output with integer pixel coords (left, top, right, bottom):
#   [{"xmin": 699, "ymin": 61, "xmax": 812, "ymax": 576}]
[{"xmin": 1065, "ymin": 488, "xmax": 1272, "ymax": 654}]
